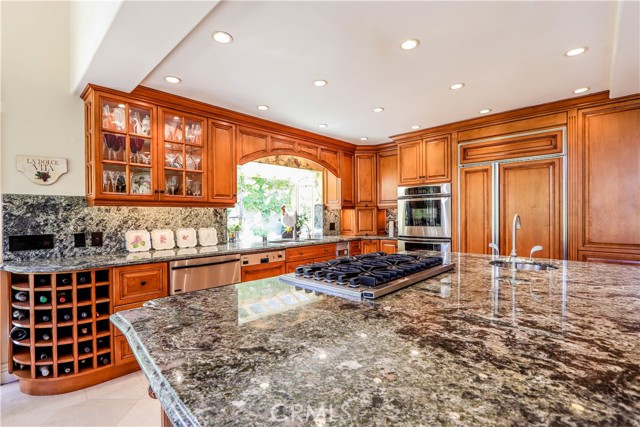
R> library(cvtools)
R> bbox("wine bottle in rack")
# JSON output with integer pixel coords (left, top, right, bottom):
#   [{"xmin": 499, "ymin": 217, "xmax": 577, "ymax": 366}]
[
  {"xmin": 81, "ymin": 344, "xmax": 92, "ymax": 354},
  {"xmin": 40, "ymin": 331, "xmax": 51, "ymax": 341},
  {"xmin": 10, "ymin": 327, "xmax": 28, "ymax": 341},
  {"xmin": 36, "ymin": 276, "xmax": 51, "ymax": 286},
  {"xmin": 79, "ymin": 359, "xmax": 88, "ymax": 369},
  {"xmin": 60, "ymin": 364, "xmax": 73, "ymax": 374},
  {"xmin": 79, "ymin": 309, "xmax": 91, "ymax": 319},
  {"xmin": 59, "ymin": 310, "xmax": 72, "ymax": 321},
  {"xmin": 14, "ymin": 291, "xmax": 28, "ymax": 302},
  {"xmin": 60, "ymin": 276, "xmax": 72, "ymax": 285},
  {"xmin": 38, "ymin": 351, "xmax": 50, "ymax": 361},
  {"xmin": 12, "ymin": 310, "xmax": 27, "ymax": 320},
  {"xmin": 38, "ymin": 295, "xmax": 49, "ymax": 304},
  {"xmin": 80, "ymin": 326, "xmax": 91, "ymax": 335},
  {"xmin": 39, "ymin": 366, "xmax": 51, "ymax": 377},
  {"xmin": 97, "ymin": 338, "xmax": 106, "ymax": 348},
  {"xmin": 99, "ymin": 355, "xmax": 110, "ymax": 365},
  {"xmin": 78, "ymin": 274, "xmax": 89, "ymax": 284},
  {"xmin": 57, "ymin": 292, "xmax": 68, "ymax": 303},
  {"xmin": 40, "ymin": 313, "xmax": 51, "ymax": 322}
]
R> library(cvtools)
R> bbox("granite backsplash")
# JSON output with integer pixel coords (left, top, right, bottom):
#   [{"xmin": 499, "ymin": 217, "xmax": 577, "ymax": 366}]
[
  {"xmin": 1, "ymin": 194, "xmax": 227, "ymax": 262},
  {"xmin": 323, "ymin": 208, "xmax": 340, "ymax": 236}
]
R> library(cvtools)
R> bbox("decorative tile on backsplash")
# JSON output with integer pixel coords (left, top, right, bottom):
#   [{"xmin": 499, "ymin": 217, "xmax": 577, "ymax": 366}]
[
  {"xmin": 385, "ymin": 208, "xmax": 398, "ymax": 237},
  {"xmin": 1, "ymin": 194, "xmax": 227, "ymax": 261},
  {"xmin": 323, "ymin": 208, "xmax": 340, "ymax": 236}
]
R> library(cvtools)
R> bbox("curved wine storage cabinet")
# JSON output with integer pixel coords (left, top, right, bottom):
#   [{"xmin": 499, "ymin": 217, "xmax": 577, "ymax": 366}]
[{"xmin": 7, "ymin": 269, "xmax": 138, "ymax": 395}]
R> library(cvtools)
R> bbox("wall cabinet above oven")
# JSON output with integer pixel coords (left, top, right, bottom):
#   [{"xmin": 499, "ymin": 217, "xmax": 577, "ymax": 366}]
[{"xmin": 398, "ymin": 134, "xmax": 452, "ymax": 185}]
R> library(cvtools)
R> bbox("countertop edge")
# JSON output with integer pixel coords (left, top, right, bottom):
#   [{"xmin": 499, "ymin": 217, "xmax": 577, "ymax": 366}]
[
  {"xmin": 110, "ymin": 312, "xmax": 201, "ymax": 427},
  {"xmin": 0, "ymin": 236, "xmax": 398, "ymax": 273}
]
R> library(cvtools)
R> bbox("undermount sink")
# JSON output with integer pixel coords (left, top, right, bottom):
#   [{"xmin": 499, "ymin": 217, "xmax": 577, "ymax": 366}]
[{"xmin": 489, "ymin": 260, "xmax": 558, "ymax": 271}]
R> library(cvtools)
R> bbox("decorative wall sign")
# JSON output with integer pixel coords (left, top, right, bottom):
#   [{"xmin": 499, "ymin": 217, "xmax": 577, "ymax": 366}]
[{"xmin": 16, "ymin": 155, "xmax": 68, "ymax": 185}]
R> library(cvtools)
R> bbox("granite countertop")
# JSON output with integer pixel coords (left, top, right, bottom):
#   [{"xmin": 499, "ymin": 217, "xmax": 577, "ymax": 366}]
[
  {"xmin": 111, "ymin": 252, "xmax": 640, "ymax": 426},
  {"xmin": 0, "ymin": 235, "xmax": 396, "ymax": 273}
]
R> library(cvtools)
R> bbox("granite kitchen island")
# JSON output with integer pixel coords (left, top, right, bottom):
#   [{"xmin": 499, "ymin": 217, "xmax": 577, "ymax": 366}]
[{"xmin": 110, "ymin": 253, "xmax": 640, "ymax": 426}]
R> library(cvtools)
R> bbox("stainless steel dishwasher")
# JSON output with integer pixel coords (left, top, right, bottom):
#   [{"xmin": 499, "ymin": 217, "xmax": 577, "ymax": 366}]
[{"xmin": 169, "ymin": 254, "xmax": 241, "ymax": 295}]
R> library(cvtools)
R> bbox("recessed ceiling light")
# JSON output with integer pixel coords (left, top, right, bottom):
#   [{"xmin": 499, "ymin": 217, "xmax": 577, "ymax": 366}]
[
  {"xmin": 400, "ymin": 38, "xmax": 420, "ymax": 50},
  {"xmin": 173, "ymin": 116, "xmax": 180, "ymax": 120},
  {"xmin": 479, "ymin": 109, "xmax": 492, "ymax": 114},
  {"xmin": 117, "ymin": 104, "xmax": 125, "ymax": 108},
  {"xmin": 164, "ymin": 76, "xmax": 181, "ymax": 84},
  {"xmin": 360, "ymin": 137, "xmax": 368, "ymax": 141},
  {"xmin": 411, "ymin": 125, "xmax": 421, "ymax": 130},
  {"xmin": 212, "ymin": 31, "xmax": 233, "ymax": 44},
  {"xmin": 449, "ymin": 83, "xmax": 465, "ymax": 90},
  {"xmin": 565, "ymin": 47, "xmax": 588, "ymax": 57},
  {"xmin": 318, "ymin": 124, "xmax": 328, "ymax": 128},
  {"xmin": 257, "ymin": 105, "xmax": 269, "ymax": 111},
  {"xmin": 372, "ymin": 107, "xmax": 384, "ymax": 113},
  {"xmin": 313, "ymin": 80, "xmax": 328, "ymax": 87},
  {"xmin": 573, "ymin": 87, "xmax": 590, "ymax": 94}
]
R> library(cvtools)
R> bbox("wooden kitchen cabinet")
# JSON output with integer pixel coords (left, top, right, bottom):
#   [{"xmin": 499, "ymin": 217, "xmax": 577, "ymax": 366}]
[
  {"xmin": 355, "ymin": 153, "xmax": 377, "ymax": 206},
  {"xmin": 84, "ymin": 90, "xmax": 159, "ymax": 205},
  {"xmin": 158, "ymin": 108, "xmax": 208, "ymax": 203},
  {"xmin": 398, "ymin": 135, "xmax": 451, "ymax": 185},
  {"xmin": 459, "ymin": 165, "xmax": 493, "ymax": 255},
  {"xmin": 361, "ymin": 240, "xmax": 379, "ymax": 254},
  {"xmin": 355, "ymin": 207, "xmax": 377, "ymax": 236},
  {"xmin": 380, "ymin": 240, "xmax": 398, "ymax": 254},
  {"xmin": 285, "ymin": 244, "xmax": 337, "ymax": 272},
  {"xmin": 208, "ymin": 119, "xmax": 237, "ymax": 205},
  {"xmin": 112, "ymin": 263, "xmax": 168, "ymax": 306},
  {"xmin": 574, "ymin": 100, "xmax": 640, "ymax": 263},
  {"xmin": 340, "ymin": 151, "xmax": 356, "ymax": 207},
  {"xmin": 350, "ymin": 240, "xmax": 362, "ymax": 255},
  {"xmin": 324, "ymin": 170, "xmax": 341, "ymax": 207},
  {"xmin": 499, "ymin": 158, "xmax": 563, "ymax": 260},
  {"xmin": 241, "ymin": 262, "xmax": 285, "ymax": 282},
  {"xmin": 377, "ymin": 149, "xmax": 398, "ymax": 207},
  {"xmin": 341, "ymin": 209, "xmax": 356, "ymax": 235}
]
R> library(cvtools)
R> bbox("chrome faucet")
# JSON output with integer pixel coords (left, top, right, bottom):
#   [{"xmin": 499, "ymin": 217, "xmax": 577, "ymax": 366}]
[{"xmin": 508, "ymin": 214, "xmax": 522, "ymax": 264}]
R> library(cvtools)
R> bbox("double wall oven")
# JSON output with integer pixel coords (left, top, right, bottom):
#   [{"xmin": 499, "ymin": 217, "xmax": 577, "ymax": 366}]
[{"xmin": 397, "ymin": 183, "xmax": 452, "ymax": 252}]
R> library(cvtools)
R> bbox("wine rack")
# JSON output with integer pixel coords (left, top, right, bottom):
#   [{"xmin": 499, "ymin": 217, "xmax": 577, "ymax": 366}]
[{"xmin": 8, "ymin": 269, "xmax": 113, "ymax": 382}]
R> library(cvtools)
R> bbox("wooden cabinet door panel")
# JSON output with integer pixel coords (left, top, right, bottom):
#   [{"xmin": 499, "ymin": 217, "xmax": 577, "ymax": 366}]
[
  {"xmin": 424, "ymin": 135, "xmax": 451, "ymax": 182},
  {"xmin": 398, "ymin": 141, "xmax": 422, "ymax": 185},
  {"xmin": 324, "ymin": 171, "xmax": 341, "ymax": 207},
  {"xmin": 114, "ymin": 335, "xmax": 137, "ymax": 366},
  {"xmin": 241, "ymin": 262, "xmax": 285, "ymax": 282},
  {"xmin": 459, "ymin": 166, "xmax": 493, "ymax": 255},
  {"xmin": 341, "ymin": 209, "xmax": 356, "ymax": 235},
  {"xmin": 286, "ymin": 244, "xmax": 337, "ymax": 263},
  {"xmin": 578, "ymin": 103, "xmax": 640, "ymax": 251},
  {"xmin": 355, "ymin": 207, "xmax": 377, "ymax": 235},
  {"xmin": 361, "ymin": 240, "xmax": 379, "ymax": 254},
  {"xmin": 377, "ymin": 150, "xmax": 398, "ymax": 207},
  {"xmin": 340, "ymin": 152, "xmax": 355, "ymax": 207},
  {"xmin": 320, "ymin": 148, "xmax": 340, "ymax": 174},
  {"xmin": 578, "ymin": 250, "xmax": 640, "ymax": 266},
  {"xmin": 380, "ymin": 240, "xmax": 397, "ymax": 254},
  {"xmin": 499, "ymin": 158, "xmax": 562, "ymax": 259},
  {"xmin": 355, "ymin": 154, "xmax": 377, "ymax": 206},
  {"xmin": 113, "ymin": 263, "xmax": 168, "ymax": 306},
  {"xmin": 349, "ymin": 240, "xmax": 362, "ymax": 255},
  {"xmin": 209, "ymin": 120, "xmax": 236, "ymax": 205}
]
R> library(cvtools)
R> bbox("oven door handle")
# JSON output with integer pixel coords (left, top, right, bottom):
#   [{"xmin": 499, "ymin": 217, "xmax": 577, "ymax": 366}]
[{"xmin": 397, "ymin": 196, "xmax": 450, "ymax": 201}]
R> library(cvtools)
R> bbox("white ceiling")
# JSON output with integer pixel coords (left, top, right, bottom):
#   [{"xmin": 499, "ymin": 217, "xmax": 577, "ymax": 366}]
[{"xmin": 87, "ymin": 1, "xmax": 639, "ymax": 145}]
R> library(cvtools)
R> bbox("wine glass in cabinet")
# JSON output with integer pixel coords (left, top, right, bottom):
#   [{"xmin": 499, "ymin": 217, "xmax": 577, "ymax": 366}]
[{"xmin": 159, "ymin": 109, "xmax": 207, "ymax": 202}]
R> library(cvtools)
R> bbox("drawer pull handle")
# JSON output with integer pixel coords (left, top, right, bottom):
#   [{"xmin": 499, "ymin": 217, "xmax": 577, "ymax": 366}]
[{"xmin": 140, "ymin": 281, "xmax": 147, "ymax": 286}]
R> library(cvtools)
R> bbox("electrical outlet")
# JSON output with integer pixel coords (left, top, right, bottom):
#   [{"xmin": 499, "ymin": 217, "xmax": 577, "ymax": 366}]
[
  {"xmin": 74, "ymin": 233, "xmax": 86, "ymax": 248},
  {"xmin": 91, "ymin": 232, "xmax": 103, "ymax": 247},
  {"xmin": 329, "ymin": 223, "xmax": 336, "ymax": 231}
]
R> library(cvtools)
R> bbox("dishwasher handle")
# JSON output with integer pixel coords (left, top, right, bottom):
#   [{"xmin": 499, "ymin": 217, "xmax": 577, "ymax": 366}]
[{"xmin": 170, "ymin": 258, "xmax": 239, "ymax": 271}]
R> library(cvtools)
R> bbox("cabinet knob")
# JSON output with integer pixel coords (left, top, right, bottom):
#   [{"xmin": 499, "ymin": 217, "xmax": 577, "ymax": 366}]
[
  {"xmin": 160, "ymin": 190, "xmax": 165, "ymax": 194},
  {"xmin": 140, "ymin": 281, "xmax": 147, "ymax": 286},
  {"xmin": 154, "ymin": 190, "xmax": 159, "ymax": 193}
]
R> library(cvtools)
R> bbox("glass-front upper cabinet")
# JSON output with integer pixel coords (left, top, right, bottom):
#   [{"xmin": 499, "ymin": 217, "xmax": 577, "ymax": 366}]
[
  {"xmin": 159, "ymin": 109, "xmax": 207, "ymax": 201},
  {"xmin": 99, "ymin": 96, "xmax": 156, "ymax": 200}
]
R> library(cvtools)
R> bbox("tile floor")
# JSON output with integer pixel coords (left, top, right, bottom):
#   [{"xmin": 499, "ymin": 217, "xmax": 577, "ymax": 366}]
[{"xmin": 0, "ymin": 371, "xmax": 160, "ymax": 426}]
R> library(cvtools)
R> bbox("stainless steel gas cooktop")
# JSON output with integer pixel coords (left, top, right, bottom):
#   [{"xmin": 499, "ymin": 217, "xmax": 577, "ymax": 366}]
[{"xmin": 279, "ymin": 251, "xmax": 455, "ymax": 300}]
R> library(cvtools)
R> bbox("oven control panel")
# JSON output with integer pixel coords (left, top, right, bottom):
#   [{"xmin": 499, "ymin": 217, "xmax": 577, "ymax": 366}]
[{"xmin": 241, "ymin": 251, "xmax": 285, "ymax": 266}]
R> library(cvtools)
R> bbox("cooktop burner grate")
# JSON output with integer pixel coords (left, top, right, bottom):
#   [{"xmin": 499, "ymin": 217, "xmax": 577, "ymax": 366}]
[{"xmin": 280, "ymin": 251, "xmax": 455, "ymax": 300}]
